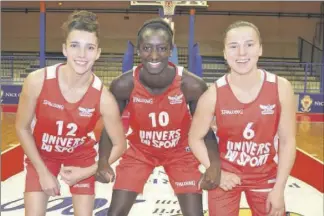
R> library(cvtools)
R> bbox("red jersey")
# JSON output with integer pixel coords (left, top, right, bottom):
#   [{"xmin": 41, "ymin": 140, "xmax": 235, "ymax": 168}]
[
  {"xmin": 214, "ymin": 70, "xmax": 281, "ymax": 189},
  {"xmin": 125, "ymin": 63, "xmax": 192, "ymax": 159},
  {"xmin": 31, "ymin": 63, "xmax": 102, "ymax": 161}
]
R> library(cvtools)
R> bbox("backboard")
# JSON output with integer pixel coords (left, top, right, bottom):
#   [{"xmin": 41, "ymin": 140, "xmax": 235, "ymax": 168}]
[{"xmin": 130, "ymin": 1, "xmax": 208, "ymax": 16}]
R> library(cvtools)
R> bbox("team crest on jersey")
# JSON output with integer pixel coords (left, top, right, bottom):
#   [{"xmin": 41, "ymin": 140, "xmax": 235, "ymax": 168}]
[
  {"xmin": 78, "ymin": 107, "xmax": 95, "ymax": 117},
  {"xmin": 260, "ymin": 104, "xmax": 275, "ymax": 115},
  {"xmin": 168, "ymin": 94, "xmax": 183, "ymax": 104}
]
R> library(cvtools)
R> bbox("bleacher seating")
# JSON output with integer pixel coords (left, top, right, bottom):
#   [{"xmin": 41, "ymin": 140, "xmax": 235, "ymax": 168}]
[{"xmin": 0, "ymin": 52, "xmax": 322, "ymax": 93}]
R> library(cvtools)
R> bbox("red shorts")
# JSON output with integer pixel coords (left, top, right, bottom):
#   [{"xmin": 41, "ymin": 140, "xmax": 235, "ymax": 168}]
[
  {"xmin": 208, "ymin": 187, "xmax": 285, "ymax": 216},
  {"xmin": 114, "ymin": 146, "xmax": 201, "ymax": 194},
  {"xmin": 25, "ymin": 157, "xmax": 96, "ymax": 195}
]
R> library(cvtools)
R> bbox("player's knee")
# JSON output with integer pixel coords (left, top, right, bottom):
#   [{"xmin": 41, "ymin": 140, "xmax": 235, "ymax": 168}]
[
  {"xmin": 71, "ymin": 194, "xmax": 95, "ymax": 216},
  {"xmin": 107, "ymin": 189, "xmax": 138, "ymax": 216},
  {"xmin": 24, "ymin": 192, "xmax": 49, "ymax": 216}
]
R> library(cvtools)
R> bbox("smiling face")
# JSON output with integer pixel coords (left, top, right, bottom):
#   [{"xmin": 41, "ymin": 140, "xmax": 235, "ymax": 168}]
[
  {"xmin": 136, "ymin": 19, "xmax": 174, "ymax": 76},
  {"xmin": 138, "ymin": 28, "xmax": 172, "ymax": 75},
  {"xmin": 62, "ymin": 30, "xmax": 101, "ymax": 75},
  {"xmin": 61, "ymin": 10, "xmax": 101, "ymax": 75},
  {"xmin": 223, "ymin": 22, "xmax": 263, "ymax": 75}
]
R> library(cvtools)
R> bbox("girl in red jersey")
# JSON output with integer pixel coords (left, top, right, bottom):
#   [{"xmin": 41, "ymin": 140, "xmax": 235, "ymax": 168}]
[
  {"xmin": 96, "ymin": 18, "xmax": 221, "ymax": 216},
  {"xmin": 188, "ymin": 21, "xmax": 296, "ymax": 216},
  {"xmin": 15, "ymin": 11, "xmax": 126, "ymax": 216}
]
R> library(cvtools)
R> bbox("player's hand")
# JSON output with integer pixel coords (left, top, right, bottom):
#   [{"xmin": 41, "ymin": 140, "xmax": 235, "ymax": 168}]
[
  {"xmin": 59, "ymin": 166, "xmax": 87, "ymax": 186},
  {"xmin": 219, "ymin": 170, "xmax": 241, "ymax": 191},
  {"xmin": 39, "ymin": 169, "xmax": 60, "ymax": 196},
  {"xmin": 266, "ymin": 187, "xmax": 285, "ymax": 216},
  {"xmin": 95, "ymin": 161, "xmax": 115, "ymax": 183},
  {"xmin": 198, "ymin": 164, "xmax": 221, "ymax": 190}
]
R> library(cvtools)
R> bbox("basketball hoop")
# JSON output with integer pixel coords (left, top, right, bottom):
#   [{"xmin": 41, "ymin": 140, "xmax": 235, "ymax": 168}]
[
  {"xmin": 130, "ymin": 1, "xmax": 208, "ymax": 16},
  {"xmin": 161, "ymin": 1, "xmax": 177, "ymax": 16}
]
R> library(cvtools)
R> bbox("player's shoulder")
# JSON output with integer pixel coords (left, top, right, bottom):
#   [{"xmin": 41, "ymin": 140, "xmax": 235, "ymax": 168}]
[
  {"xmin": 181, "ymin": 69, "xmax": 208, "ymax": 100},
  {"xmin": 276, "ymin": 74, "xmax": 294, "ymax": 101},
  {"xmin": 277, "ymin": 75, "xmax": 291, "ymax": 86},
  {"xmin": 109, "ymin": 69, "xmax": 134, "ymax": 99},
  {"xmin": 263, "ymin": 70, "xmax": 292, "ymax": 89},
  {"xmin": 25, "ymin": 67, "xmax": 46, "ymax": 86}
]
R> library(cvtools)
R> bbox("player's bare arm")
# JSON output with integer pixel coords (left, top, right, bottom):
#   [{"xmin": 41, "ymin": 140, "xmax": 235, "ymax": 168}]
[
  {"xmin": 96, "ymin": 71, "xmax": 133, "ymax": 183},
  {"xmin": 266, "ymin": 77, "xmax": 296, "ymax": 215},
  {"xmin": 274, "ymin": 77, "xmax": 296, "ymax": 190},
  {"xmin": 16, "ymin": 69, "xmax": 46, "ymax": 173},
  {"xmin": 16, "ymin": 69, "xmax": 60, "ymax": 196},
  {"xmin": 100, "ymin": 85, "xmax": 128, "ymax": 163},
  {"xmin": 59, "ymin": 84, "xmax": 128, "ymax": 185},
  {"xmin": 187, "ymin": 82, "xmax": 217, "ymax": 168},
  {"xmin": 183, "ymin": 71, "xmax": 221, "ymax": 188}
]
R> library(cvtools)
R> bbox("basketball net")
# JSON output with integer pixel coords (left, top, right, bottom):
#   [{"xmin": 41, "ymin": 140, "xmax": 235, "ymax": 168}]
[
  {"xmin": 161, "ymin": 1, "xmax": 177, "ymax": 16},
  {"xmin": 162, "ymin": 1, "xmax": 176, "ymax": 43}
]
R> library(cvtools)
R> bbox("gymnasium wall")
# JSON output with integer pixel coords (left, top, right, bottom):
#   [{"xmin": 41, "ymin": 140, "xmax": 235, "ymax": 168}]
[{"xmin": 1, "ymin": 1, "xmax": 321, "ymax": 57}]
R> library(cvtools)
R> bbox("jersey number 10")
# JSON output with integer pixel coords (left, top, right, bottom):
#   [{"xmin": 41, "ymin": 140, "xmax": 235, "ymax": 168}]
[{"xmin": 148, "ymin": 112, "xmax": 169, "ymax": 128}]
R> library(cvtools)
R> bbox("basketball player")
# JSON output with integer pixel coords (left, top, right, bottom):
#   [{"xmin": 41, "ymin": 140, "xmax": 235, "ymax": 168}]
[
  {"xmin": 188, "ymin": 21, "xmax": 296, "ymax": 216},
  {"xmin": 96, "ymin": 18, "xmax": 221, "ymax": 216},
  {"xmin": 15, "ymin": 11, "xmax": 126, "ymax": 216}
]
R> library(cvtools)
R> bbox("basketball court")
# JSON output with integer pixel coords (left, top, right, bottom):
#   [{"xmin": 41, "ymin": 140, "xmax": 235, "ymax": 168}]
[{"xmin": 1, "ymin": 109, "xmax": 323, "ymax": 215}]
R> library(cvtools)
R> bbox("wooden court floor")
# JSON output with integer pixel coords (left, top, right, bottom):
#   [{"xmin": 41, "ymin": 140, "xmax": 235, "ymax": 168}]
[{"xmin": 1, "ymin": 112, "xmax": 323, "ymax": 162}]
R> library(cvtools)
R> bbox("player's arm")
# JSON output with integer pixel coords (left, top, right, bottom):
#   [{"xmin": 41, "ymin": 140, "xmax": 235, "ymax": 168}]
[
  {"xmin": 274, "ymin": 77, "xmax": 296, "ymax": 191},
  {"xmin": 16, "ymin": 69, "xmax": 60, "ymax": 196},
  {"xmin": 99, "ymin": 85, "xmax": 127, "ymax": 165},
  {"xmin": 188, "ymin": 83, "xmax": 218, "ymax": 168},
  {"xmin": 182, "ymin": 72, "xmax": 219, "ymax": 168},
  {"xmin": 63, "ymin": 83, "xmax": 129, "ymax": 182},
  {"xmin": 96, "ymin": 72, "xmax": 133, "ymax": 183},
  {"xmin": 15, "ymin": 69, "xmax": 48, "ymax": 174}
]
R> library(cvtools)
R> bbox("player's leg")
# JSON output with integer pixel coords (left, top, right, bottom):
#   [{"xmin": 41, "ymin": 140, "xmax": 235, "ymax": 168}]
[
  {"xmin": 108, "ymin": 151, "xmax": 155, "ymax": 216},
  {"xmin": 24, "ymin": 160, "xmax": 61, "ymax": 216},
  {"xmin": 107, "ymin": 190, "xmax": 139, "ymax": 216},
  {"xmin": 177, "ymin": 193, "xmax": 203, "ymax": 216},
  {"xmin": 164, "ymin": 152, "xmax": 203, "ymax": 216},
  {"xmin": 24, "ymin": 192, "xmax": 50, "ymax": 216},
  {"xmin": 71, "ymin": 194, "xmax": 95, "ymax": 216},
  {"xmin": 245, "ymin": 189, "xmax": 286, "ymax": 216},
  {"xmin": 208, "ymin": 187, "xmax": 242, "ymax": 216},
  {"xmin": 67, "ymin": 159, "xmax": 96, "ymax": 216}
]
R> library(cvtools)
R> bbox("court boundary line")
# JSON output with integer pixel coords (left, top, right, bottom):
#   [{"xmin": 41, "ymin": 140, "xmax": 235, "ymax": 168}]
[
  {"xmin": 1, "ymin": 143, "xmax": 20, "ymax": 154},
  {"xmin": 297, "ymin": 147, "xmax": 324, "ymax": 165}
]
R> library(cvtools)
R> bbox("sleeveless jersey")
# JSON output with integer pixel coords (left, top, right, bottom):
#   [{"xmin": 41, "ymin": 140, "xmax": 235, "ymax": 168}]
[
  {"xmin": 31, "ymin": 63, "xmax": 102, "ymax": 161},
  {"xmin": 125, "ymin": 63, "xmax": 192, "ymax": 159},
  {"xmin": 214, "ymin": 70, "xmax": 281, "ymax": 189}
]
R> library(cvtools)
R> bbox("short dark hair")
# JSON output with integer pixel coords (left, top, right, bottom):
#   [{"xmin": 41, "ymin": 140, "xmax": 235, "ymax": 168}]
[
  {"xmin": 62, "ymin": 10, "xmax": 100, "ymax": 41},
  {"xmin": 137, "ymin": 18, "xmax": 174, "ymax": 48}
]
